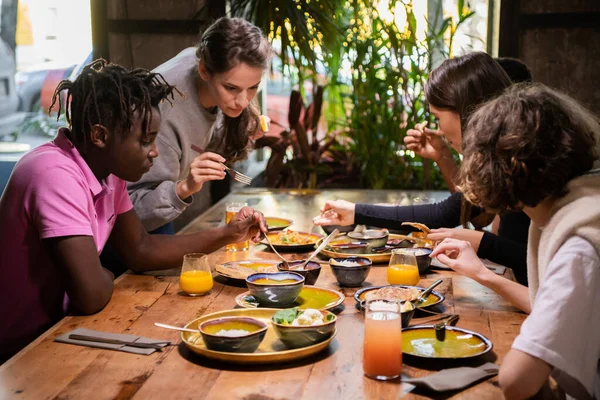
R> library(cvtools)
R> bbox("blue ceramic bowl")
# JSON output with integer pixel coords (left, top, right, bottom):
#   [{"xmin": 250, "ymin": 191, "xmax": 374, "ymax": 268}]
[
  {"xmin": 271, "ymin": 310, "xmax": 337, "ymax": 349},
  {"xmin": 277, "ymin": 260, "xmax": 321, "ymax": 285},
  {"xmin": 246, "ymin": 272, "xmax": 305, "ymax": 307},
  {"xmin": 329, "ymin": 257, "xmax": 372, "ymax": 287},
  {"xmin": 199, "ymin": 317, "xmax": 267, "ymax": 353}
]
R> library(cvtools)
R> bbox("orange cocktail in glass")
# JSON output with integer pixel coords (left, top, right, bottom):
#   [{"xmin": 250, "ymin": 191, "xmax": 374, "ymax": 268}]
[
  {"xmin": 387, "ymin": 249, "xmax": 420, "ymax": 285},
  {"xmin": 179, "ymin": 253, "xmax": 213, "ymax": 296},
  {"xmin": 363, "ymin": 299, "xmax": 402, "ymax": 380}
]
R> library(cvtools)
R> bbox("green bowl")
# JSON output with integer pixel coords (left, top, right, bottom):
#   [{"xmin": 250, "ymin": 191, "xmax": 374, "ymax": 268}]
[
  {"xmin": 271, "ymin": 310, "xmax": 337, "ymax": 349},
  {"xmin": 199, "ymin": 317, "xmax": 268, "ymax": 353}
]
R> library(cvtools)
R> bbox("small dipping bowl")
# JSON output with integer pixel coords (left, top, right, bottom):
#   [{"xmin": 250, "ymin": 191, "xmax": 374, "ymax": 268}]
[
  {"xmin": 277, "ymin": 260, "xmax": 321, "ymax": 285},
  {"xmin": 199, "ymin": 316, "xmax": 268, "ymax": 353},
  {"xmin": 397, "ymin": 247, "xmax": 433, "ymax": 273},
  {"xmin": 329, "ymin": 257, "xmax": 372, "ymax": 287},
  {"xmin": 348, "ymin": 229, "xmax": 389, "ymax": 251},
  {"xmin": 271, "ymin": 310, "xmax": 337, "ymax": 349},
  {"xmin": 246, "ymin": 271, "xmax": 305, "ymax": 307}
]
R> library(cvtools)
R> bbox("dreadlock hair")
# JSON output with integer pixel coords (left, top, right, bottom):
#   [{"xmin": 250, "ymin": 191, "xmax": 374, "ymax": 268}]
[
  {"xmin": 49, "ymin": 59, "xmax": 179, "ymax": 154},
  {"xmin": 196, "ymin": 17, "xmax": 271, "ymax": 162}
]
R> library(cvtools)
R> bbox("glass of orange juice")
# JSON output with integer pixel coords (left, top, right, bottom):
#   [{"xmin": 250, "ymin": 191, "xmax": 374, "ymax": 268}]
[
  {"xmin": 225, "ymin": 202, "xmax": 249, "ymax": 252},
  {"xmin": 179, "ymin": 253, "xmax": 213, "ymax": 296},
  {"xmin": 387, "ymin": 248, "xmax": 420, "ymax": 286},
  {"xmin": 363, "ymin": 299, "xmax": 402, "ymax": 380}
]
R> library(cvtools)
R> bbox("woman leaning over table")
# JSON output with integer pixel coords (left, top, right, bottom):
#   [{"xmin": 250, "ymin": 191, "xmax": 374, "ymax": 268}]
[
  {"xmin": 431, "ymin": 83, "xmax": 600, "ymax": 399},
  {"xmin": 313, "ymin": 52, "xmax": 531, "ymax": 285},
  {"xmin": 127, "ymin": 17, "xmax": 271, "ymax": 234}
]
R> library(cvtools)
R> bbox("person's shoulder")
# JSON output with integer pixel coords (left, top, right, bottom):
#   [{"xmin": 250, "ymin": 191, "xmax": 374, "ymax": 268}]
[
  {"xmin": 14, "ymin": 141, "xmax": 82, "ymax": 180},
  {"xmin": 152, "ymin": 47, "xmax": 197, "ymax": 84},
  {"xmin": 557, "ymin": 236, "xmax": 600, "ymax": 264}
]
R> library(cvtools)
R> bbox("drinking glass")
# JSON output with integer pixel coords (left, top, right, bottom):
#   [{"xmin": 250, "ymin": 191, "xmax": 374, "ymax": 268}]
[
  {"xmin": 387, "ymin": 248, "xmax": 420, "ymax": 285},
  {"xmin": 363, "ymin": 299, "xmax": 402, "ymax": 380},
  {"xmin": 225, "ymin": 201, "xmax": 249, "ymax": 252},
  {"xmin": 179, "ymin": 253, "xmax": 213, "ymax": 296}
]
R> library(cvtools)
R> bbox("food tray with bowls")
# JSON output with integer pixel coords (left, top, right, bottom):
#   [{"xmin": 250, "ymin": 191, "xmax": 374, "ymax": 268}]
[
  {"xmin": 181, "ymin": 308, "xmax": 337, "ymax": 364},
  {"xmin": 401, "ymin": 325, "xmax": 493, "ymax": 359},
  {"xmin": 265, "ymin": 217, "xmax": 293, "ymax": 231},
  {"xmin": 261, "ymin": 230, "xmax": 323, "ymax": 252},
  {"xmin": 318, "ymin": 233, "xmax": 433, "ymax": 263},
  {"xmin": 236, "ymin": 285, "xmax": 345, "ymax": 310},
  {"xmin": 215, "ymin": 260, "xmax": 280, "ymax": 283},
  {"xmin": 354, "ymin": 285, "xmax": 445, "ymax": 310}
]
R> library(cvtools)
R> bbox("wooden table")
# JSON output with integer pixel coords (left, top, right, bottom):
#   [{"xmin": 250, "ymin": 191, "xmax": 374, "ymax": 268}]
[{"xmin": 0, "ymin": 189, "xmax": 526, "ymax": 399}]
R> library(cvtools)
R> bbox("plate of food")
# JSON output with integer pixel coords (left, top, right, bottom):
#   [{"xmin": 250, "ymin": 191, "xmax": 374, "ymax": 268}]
[
  {"xmin": 318, "ymin": 233, "xmax": 419, "ymax": 263},
  {"xmin": 262, "ymin": 230, "xmax": 322, "ymax": 252},
  {"xmin": 181, "ymin": 308, "xmax": 337, "ymax": 364},
  {"xmin": 236, "ymin": 285, "xmax": 345, "ymax": 311},
  {"xmin": 265, "ymin": 217, "xmax": 293, "ymax": 231},
  {"xmin": 215, "ymin": 260, "xmax": 280, "ymax": 282},
  {"xmin": 402, "ymin": 326, "xmax": 493, "ymax": 359},
  {"xmin": 354, "ymin": 285, "xmax": 445, "ymax": 309}
]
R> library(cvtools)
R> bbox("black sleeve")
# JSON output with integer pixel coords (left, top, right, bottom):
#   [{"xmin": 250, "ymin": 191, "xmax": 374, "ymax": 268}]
[
  {"xmin": 354, "ymin": 192, "xmax": 483, "ymax": 230},
  {"xmin": 477, "ymin": 231, "xmax": 528, "ymax": 285}
]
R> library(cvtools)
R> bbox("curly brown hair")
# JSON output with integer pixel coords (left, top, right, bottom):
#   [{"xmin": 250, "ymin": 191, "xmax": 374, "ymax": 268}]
[{"xmin": 458, "ymin": 83, "xmax": 599, "ymax": 212}]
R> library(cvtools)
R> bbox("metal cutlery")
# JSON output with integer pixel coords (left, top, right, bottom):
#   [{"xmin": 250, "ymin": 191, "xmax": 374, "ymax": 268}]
[
  {"xmin": 298, "ymin": 228, "xmax": 340, "ymax": 270},
  {"xmin": 262, "ymin": 232, "xmax": 290, "ymax": 269},
  {"xmin": 434, "ymin": 314, "xmax": 460, "ymax": 341},
  {"xmin": 190, "ymin": 144, "xmax": 252, "ymax": 185}
]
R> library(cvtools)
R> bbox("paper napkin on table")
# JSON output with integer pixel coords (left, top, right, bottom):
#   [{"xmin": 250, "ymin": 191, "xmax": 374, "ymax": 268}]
[
  {"xmin": 55, "ymin": 327, "xmax": 170, "ymax": 355},
  {"xmin": 403, "ymin": 362, "xmax": 499, "ymax": 392}
]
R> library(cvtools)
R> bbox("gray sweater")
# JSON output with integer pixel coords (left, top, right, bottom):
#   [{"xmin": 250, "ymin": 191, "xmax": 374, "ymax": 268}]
[{"xmin": 128, "ymin": 48, "xmax": 225, "ymax": 232}]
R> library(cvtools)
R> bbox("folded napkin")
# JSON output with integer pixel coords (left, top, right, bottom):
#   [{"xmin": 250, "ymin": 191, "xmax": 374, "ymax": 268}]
[
  {"xmin": 403, "ymin": 362, "xmax": 499, "ymax": 392},
  {"xmin": 55, "ymin": 328, "xmax": 171, "ymax": 355},
  {"xmin": 431, "ymin": 257, "xmax": 507, "ymax": 275}
]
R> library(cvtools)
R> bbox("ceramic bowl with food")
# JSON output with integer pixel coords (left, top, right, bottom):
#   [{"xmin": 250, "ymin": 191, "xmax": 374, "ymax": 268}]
[
  {"xmin": 362, "ymin": 299, "xmax": 415, "ymax": 328},
  {"xmin": 245, "ymin": 272, "xmax": 305, "ymax": 307},
  {"xmin": 277, "ymin": 260, "xmax": 321, "ymax": 285},
  {"xmin": 329, "ymin": 257, "xmax": 372, "ymax": 287},
  {"xmin": 271, "ymin": 308, "xmax": 337, "ymax": 349},
  {"xmin": 397, "ymin": 247, "xmax": 433, "ymax": 273},
  {"xmin": 199, "ymin": 316, "xmax": 268, "ymax": 353},
  {"xmin": 347, "ymin": 229, "xmax": 389, "ymax": 251}
]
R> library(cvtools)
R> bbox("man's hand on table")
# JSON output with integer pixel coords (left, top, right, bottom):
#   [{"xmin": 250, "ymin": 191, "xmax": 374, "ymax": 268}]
[
  {"xmin": 427, "ymin": 228, "xmax": 485, "ymax": 252},
  {"xmin": 430, "ymin": 238, "xmax": 491, "ymax": 282}
]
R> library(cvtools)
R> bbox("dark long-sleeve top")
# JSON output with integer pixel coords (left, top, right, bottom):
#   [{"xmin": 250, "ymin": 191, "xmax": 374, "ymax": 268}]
[{"xmin": 355, "ymin": 192, "xmax": 530, "ymax": 285}]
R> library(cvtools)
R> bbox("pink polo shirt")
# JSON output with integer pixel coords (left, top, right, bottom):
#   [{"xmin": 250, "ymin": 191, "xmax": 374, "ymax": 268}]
[{"xmin": 0, "ymin": 128, "xmax": 133, "ymax": 358}]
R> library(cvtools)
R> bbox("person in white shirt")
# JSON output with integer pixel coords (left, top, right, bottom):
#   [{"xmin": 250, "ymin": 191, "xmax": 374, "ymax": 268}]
[{"xmin": 431, "ymin": 83, "xmax": 600, "ymax": 399}]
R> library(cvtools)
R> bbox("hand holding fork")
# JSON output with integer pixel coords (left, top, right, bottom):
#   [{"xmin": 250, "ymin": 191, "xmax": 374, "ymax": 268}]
[{"xmin": 190, "ymin": 144, "xmax": 252, "ymax": 186}]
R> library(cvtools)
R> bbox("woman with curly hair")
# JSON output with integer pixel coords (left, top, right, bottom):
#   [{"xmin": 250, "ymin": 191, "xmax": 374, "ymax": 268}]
[{"xmin": 431, "ymin": 83, "xmax": 600, "ymax": 399}]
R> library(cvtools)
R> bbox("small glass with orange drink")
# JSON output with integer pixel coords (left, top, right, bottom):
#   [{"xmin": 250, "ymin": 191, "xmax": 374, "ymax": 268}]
[
  {"xmin": 387, "ymin": 248, "xmax": 420, "ymax": 286},
  {"xmin": 179, "ymin": 253, "xmax": 213, "ymax": 296},
  {"xmin": 225, "ymin": 202, "xmax": 249, "ymax": 252},
  {"xmin": 363, "ymin": 299, "xmax": 402, "ymax": 380}
]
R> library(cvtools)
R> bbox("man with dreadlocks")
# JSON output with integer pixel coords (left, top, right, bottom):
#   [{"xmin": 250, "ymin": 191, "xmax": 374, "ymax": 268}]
[{"xmin": 0, "ymin": 60, "xmax": 267, "ymax": 362}]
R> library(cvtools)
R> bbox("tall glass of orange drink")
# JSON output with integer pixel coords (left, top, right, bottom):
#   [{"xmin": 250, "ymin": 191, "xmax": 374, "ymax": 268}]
[
  {"xmin": 179, "ymin": 253, "xmax": 213, "ymax": 296},
  {"xmin": 363, "ymin": 299, "xmax": 402, "ymax": 380},
  {"xmin": 387, "ymin": 248, "xmax": 420, "ymax": 285},
  {"xmin": 225, "ymin": 202, "xmax": 249, "ymax": 252}
]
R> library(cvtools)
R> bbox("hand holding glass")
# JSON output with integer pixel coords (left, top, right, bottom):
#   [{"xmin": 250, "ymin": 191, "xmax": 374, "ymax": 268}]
[
  {"xmin": 179, "ymin": 253, "xmax": 213, "ymax": 296},
  {"xmin": 225, "ymin": 202, "xmax": 249, "ymax": 251},
  {"xmin": 387, "ymin": 248, "xmax": 420, "ymax": 285}
]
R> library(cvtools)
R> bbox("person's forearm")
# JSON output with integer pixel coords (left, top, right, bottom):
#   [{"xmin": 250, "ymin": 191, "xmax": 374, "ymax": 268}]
[
  {"xmin": 128, "ymin": 226, "xmax": 235, "ymax": 272},
  {"xmin": 476, "ymin": 269, "xmax": 531, "ymax": 313},
  {"xmin": 435, "ymin": 152, "xmax": 459, "ymax": 193}
]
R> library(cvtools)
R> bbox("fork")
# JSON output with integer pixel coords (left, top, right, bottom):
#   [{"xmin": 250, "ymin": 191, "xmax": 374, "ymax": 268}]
[
  {"xmin": 190, "ymin": 144, "xmax": 252, "ymax": 185},
  {"xmin": 262, "ymin": 232, "xmax": 289, "ymax": 269}
]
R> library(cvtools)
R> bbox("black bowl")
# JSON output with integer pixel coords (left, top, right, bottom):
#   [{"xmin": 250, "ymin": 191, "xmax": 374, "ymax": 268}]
[
  {"xmin": 277, "ymin": 260, "xmax": 321, "ymax": 285},
  {"xmin": 400, "ymin": 247, "xmax": 433, "ymax": 273},
  {"xmin": 329, "ymin": 257, "xmax": 372, "ymax": 287}
]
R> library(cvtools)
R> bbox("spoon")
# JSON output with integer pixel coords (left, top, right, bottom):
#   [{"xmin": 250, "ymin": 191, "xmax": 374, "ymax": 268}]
[
  {"xmin": 434, "ymin": 314, "xmax": 460, "ymax": 341},
  {"xmin": 412, "ymin": 279, "xmax": 443, "ymax": 308},
  {"xmin": 154, "ymin": 322, "xmax": 199, "ymax": 333},
  {"xmin": 298, "ymin": 228, "xmax": 340, "ymax": 270},
  {"xmin": 262, "ymin": 231, "xmax": 289, "ymax": 269}
]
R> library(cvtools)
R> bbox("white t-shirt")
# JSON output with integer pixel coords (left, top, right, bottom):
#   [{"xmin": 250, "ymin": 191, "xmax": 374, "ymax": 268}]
[{"xmin": 513, "ymin": 236, "xmax": 600, "ymax": 399}]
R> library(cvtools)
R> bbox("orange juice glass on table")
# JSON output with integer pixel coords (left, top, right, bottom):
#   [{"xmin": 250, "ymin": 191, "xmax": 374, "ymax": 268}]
[
  {"xmin": 363, "ymin": 299, "xmax": 402, "ymax": 380},
  {"xmin": 225, "ymin": 202, "xmax": 249, "ymax": 252},
  {"xmin": 387, "ymin": 248, "xmax": 420, "ymax": 285},
  {"xmin": 179, "ymin": 253, "xmax": 213, "ymax": 296}
]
